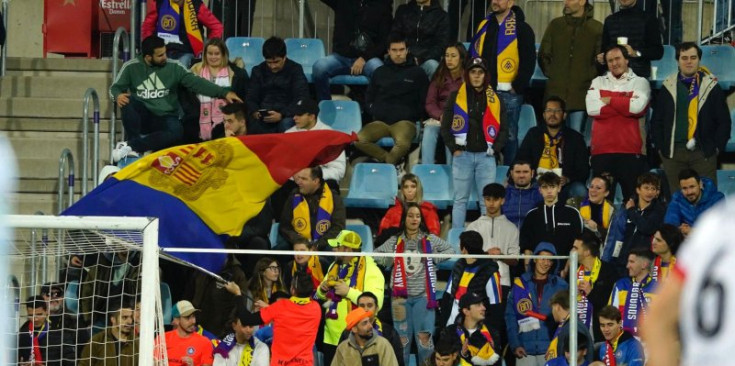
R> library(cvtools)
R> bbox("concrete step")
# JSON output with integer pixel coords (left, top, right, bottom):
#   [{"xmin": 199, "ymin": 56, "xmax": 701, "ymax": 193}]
[
  {"xmin": 6, "ymin": 57, "xmax": 114, "ymax": 77},
  {"xmin": 5, "ymin": 130, "xmax": 113, "ymax": 159},
  {"xmin": 0, "ymin": 75, "xmax": 113, "ymax": 99},
  {"xmin": 17, "ymin": 177, "xmax": 89, "ymax": 195},
  {"xmin": 0, "ymin": 97, "xmax": 114, "ymax": 118},
  {"xmin": 16, "ymin": 156, "xmax": 107, "ymax": 182},
  {"xmin": 10, "ymin": 193, "xmax": 64, "ymax": 216},
  {"xmin": 0, "ymin": 117, "xmax": 114, "ymax": 133}
]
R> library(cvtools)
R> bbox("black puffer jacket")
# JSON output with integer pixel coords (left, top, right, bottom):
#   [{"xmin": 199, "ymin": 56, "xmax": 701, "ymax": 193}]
[
  {"xmin": 601, "ymin": 6, "xmax": 663, "ymax": 78},
  {"xmin": 321, "ymin": 0, "xmax": 393, "ymax": 60},
  {"xmin": 366, "ymin": 57, "xmax": 429, "ymax": 124},
  {"xmin": 390, "ymin": 0, "xmax": 450, "ymax": 64},
  {"xmin": 476, "ymin": 6, "xmax": 536, "ymax": 94},
  {"xmin": 245, "ymin": 59, "xmax": 309, "ymax": 119}
]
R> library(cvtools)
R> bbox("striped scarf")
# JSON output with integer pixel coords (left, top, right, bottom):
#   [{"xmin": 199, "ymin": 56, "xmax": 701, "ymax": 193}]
[
  {"xmin": 156, "ymin": 0, "xmax": 204, "ymax": 56},
  {"xmin": 678, "ymin": 68, "xmax": 711, "ymax": 146},
  {"xmin": 471, "ymin": 11, "xmax": 520, "ymax": 87},
  {"xmin": 324, "ymin": 257, "xmax": 366, "ymax": 319},
  {"xmin": 577, "ymin": 258, "xmax": 601, "ymax": 330},
  {"xmin": 391, "ymin": 236, "xmax": 439, "ymax": 309},
  {"xmin": 291, "ymin": 184, "xmax": 334, "ymax": 242},
  {"xmin": 451, "ymin": 82, "xmax": 502, "ymax": 154},
  {"xmin": 292, "ymin": 256, "xmax": 325, "ymax": 290}
]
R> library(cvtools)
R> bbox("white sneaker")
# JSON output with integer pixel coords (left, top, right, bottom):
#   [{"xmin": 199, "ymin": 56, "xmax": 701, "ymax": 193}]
[{"xmin": 111, "ymin": 141, "xmax": 139, "ymax": 163}]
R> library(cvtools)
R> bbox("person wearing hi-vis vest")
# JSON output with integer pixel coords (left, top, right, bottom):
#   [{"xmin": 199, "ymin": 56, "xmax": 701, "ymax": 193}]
[
  {"xmin": 440, "ymin": 57, "xmax": 508, "ymax": 229},
  {"xmin": 504, "ymin": 242, "xmax": 568, "ymax": 366},
  {"xmin": 279, "ymin": 166, "xmax": 346, "ymax": 251},
  {"xmin": 468, "ymin": 0, "xmax": 535, "ymax": 166},
  {"xmin": 315, "ymin": 230, "xmax": 385, "ymax": 366},
  {"xmin": 142, "ymin": 0, "xmax": 223, "ymax": 68}
]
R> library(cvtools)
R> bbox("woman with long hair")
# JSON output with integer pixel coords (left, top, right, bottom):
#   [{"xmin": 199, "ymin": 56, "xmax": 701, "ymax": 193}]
[
  {"xmin": 374, "ymin": 202, "xmax": 456, "ymax": 365},
  {"xmin": 422, "ymin": 43, "xmax": 468, "ymax": 165},
  {"xmin": 376, "ymin": 174, "xmax": 441, "ymax": 246},
  {"xmin": 568, "ymin": 175, "xmax": 615, "ymax": 240},
  {"xmin": 245, "ymin": 257, "xmax": 286, "ymax": 312},
  {"xmin": 189, "ymin": 38, "xmax": 249, "ymax": 141}
]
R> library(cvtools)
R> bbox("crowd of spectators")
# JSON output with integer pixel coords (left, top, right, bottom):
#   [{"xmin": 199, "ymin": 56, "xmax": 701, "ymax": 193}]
[{"xmin": 19, "ymin": 0, "xmax": 735, "ymax": 365}]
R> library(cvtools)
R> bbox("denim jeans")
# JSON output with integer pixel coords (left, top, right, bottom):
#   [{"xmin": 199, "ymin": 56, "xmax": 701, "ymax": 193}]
[
  {"xmin": 420, "ymin": 59, "xmax": 440, "ymax": 79},
  {"xmin": 498, "ymin": 91, "xmax": 523, "ymax": 165},
  {"xmin": 421, "ymin": 123, "xmax": 452, "ymax": 164},
  {"xmin": 452, "ymin": 151, "xmax": 496, "ymax": 228},
  {"xmin": 392, "ymin": 296, "xmax": 435, "ymax": 366},
  {"xmin": 121, "ymin": 98, "xmax": 182, "ymax": 153},
  {"xmin": 312, "ymin": 53, "xmax": 384, "ymax": 101}
]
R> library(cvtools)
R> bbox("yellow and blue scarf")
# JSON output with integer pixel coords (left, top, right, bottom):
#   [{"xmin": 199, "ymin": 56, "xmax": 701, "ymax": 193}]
[
  {"xmin": 156, "ymin": 0, "xmax": 204, "ymax": 56},
  {"xmin": 324, "ymin": 257, "xmax": 367, "ymax": 318},
  {"xmin": 471, "ymin": 11, "xmax": 520, "ymax": 85},
  {"xmin": 577, "ymin": 258, "xmax": 602, "ymax": 331},
  {"xmin": 546, "ymin": 315, "xmax": 569, "ymax": 360},
  {"xmin": 679, "ymin": 68, "xmax": 711, "ymax": 144},
  {"xmin": 291, "ymin": 183, "xmax": 334, "ymax": 242},
  {"xmin": 456, "ymin": 324, "xmax": 498, "ymax": 365},
  {"xmin": 451, "ymin": 83, "xmax": 502, "ymax": 151},
  {"xmin": 580, "ymin": 198, "xmax": 612, "ymax": 230}
]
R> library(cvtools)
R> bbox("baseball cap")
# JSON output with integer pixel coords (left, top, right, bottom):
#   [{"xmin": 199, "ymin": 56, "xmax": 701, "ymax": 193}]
[
  {"xmin": 327, "ymin": 230, "xmax": 362, "ymax": 249},
  {"xmin": 293, "ymin": 98, "xmax": 319, "ymax": 116},
  {"xmin": 172, "ymin": 300, "xmax": 199, "ymax": 318},
  {"xmin": 345, "ymin": 307, "xmax": 373, "ymax": 330},
  {"xmin": 467, "ymin": 57, "xmax": 487, "ymax": 72},
  {"xmin": 459, "ymin": 292, "xmax": 484, "ymax": 309}
]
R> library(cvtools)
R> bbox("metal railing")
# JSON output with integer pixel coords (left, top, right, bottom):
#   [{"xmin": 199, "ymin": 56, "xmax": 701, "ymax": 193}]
[
  {"xmin": 81, "ymin": 88, "xmax": 100, "ymax": 196},
  {"xmin": 29, "ymin": 211, "xmax": 49, "ymax": 293},
  {"xmin": 57, "ymin": 148, "xmax": 75, "ymax": 213},
  {"xmin": 1, "ymin": 0, "xmax": 9, "ymax": 77},
  {"xmin": 111, "ymin": 27, "xmax": 130, "ymax": 160}
]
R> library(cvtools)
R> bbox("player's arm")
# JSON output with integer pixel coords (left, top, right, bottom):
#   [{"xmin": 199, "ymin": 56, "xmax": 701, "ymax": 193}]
[{"xmin": 640, "ymin": 268, "xmax": 682, "ymax": 366}]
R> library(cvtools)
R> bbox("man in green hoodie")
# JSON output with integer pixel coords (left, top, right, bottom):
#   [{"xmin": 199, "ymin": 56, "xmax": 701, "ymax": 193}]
[{"xmin": 110, "ymin": 36, "xmax": 242, "ymax": 161}]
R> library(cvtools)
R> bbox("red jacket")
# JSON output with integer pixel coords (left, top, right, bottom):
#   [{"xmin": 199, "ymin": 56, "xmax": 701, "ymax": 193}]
[
  {"xmin": 142, "ymin": 0, "xmax": 223, "ymax": 54},
  {"xmin": 378, "ymin": 198, "xmax": 441, "ymax": 236}
]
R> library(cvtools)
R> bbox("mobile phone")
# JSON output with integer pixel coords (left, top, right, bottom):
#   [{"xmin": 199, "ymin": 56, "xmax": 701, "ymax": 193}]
[{"xmin": 258, "ymin": 109, "xmax": 268, "ymax": 115}]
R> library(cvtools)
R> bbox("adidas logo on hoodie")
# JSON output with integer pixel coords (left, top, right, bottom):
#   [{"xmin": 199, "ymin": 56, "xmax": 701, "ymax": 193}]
[{"xmin": 136, "ymin": 73, "xmax": 170, "ymax": 99}]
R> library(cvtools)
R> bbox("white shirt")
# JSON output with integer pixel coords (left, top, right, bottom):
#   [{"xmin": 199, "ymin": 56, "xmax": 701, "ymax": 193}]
[
  {"xmin": 285, "ymin": 120, "xmax": 346, "ymax": 182},
  {"xmin": 212, "ymin": 337, "xmax": 270, "ymax": 366},
  {"xmin": 466, "ymin": 215, "xmax": 520, "ymax": 287},
  {"xmin": 676, "ymin": 199, "xmax": 733, "ymax": 366}
]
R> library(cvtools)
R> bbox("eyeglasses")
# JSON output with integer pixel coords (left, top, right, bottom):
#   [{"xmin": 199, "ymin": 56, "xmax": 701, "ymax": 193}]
[
  {"xmin": 266, "ymin": 266, "xmax": 280, "ymax": 272},
  {"xmin": 544, "ymin": 109, "xmax": 564, "ymax": 114}
]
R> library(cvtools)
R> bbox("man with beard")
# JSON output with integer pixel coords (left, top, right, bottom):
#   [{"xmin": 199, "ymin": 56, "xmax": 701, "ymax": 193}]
[
  {"xmin": 157, "ymin": 300, "xmax": 214, "ymax": 366},
  {"xmin": 332, "ymin": 308, "xmax": 399, "ymax": 366},
  {"xmin": 503, "ymin": 161, "xmax": 543, "ymax": 229},
  {"xmin": 80, "ymin": 300, "xmax": 138, "ymax": 366},
  {"xmin": 110, "ymin": 36, "xmax": 242, "ymax": 161},
  {"xmin": 40, "ymin": 283, "xmax": 89, "ymax": 358}
]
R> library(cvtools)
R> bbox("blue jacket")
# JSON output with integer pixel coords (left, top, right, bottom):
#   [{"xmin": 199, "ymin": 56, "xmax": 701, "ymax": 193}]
[
  {"xmin": 597, "ymin": 331, "xmax": 644, "ymax": 366},
  {"xmin": 603, "ymin": 198, "xmax": 665, "ymax": 275},
  {"xmin": 664, "ymin": 177, "xmax": 724, "ymax": 227},
  {"xmin": 505, "ymin": 243, "xmax": 569, "ymax": 355},
  {"xmin": 503, "ymin": 183, "xmax": 544, "ymax": 228},
  {"xmin": 545, "ymin": 358, "xmax": 590, "ymax": 366}
]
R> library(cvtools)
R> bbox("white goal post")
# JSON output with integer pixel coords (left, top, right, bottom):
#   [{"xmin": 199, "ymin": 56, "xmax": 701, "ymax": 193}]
[{"xmin": 5, "ymin": 215, "xmax": 163, "ymax": 366}]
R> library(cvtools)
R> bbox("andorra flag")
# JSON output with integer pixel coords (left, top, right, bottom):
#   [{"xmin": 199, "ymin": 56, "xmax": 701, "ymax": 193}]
[{"xmin": 63, "ymin": 130, "xmax": 355, "ymax": 272}]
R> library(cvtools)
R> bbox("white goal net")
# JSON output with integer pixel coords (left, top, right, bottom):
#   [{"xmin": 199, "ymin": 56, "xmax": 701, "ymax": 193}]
[{"xmin": 4, "ymin": 215, "xmax": 166, "ymax": 366}]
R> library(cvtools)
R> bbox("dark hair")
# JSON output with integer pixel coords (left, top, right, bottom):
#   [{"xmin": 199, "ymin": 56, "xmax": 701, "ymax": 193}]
[
  {"xmin": 262, "ymin": 36, "xmax": 287, "ymax": 59},
  {"xmin": 678, "ymin": 168, "xmax": 701, "ymax": 183},
  {"xmin": 459, "ymin": 230, "xmax": 485, "ymax": 255},
  {"xmin": 309, "ymin": 166, "xmax": 324, "ymax": 184},
  {"xmin": 675, "ymin": 42, "xmax": 702, "ymax": 60},
  {"xmin": 544, "ymin": 95, "xmax": 567, "ymax": 112},
  {"xmin": 563, "ymin": 332, "xmax": 589, "ymax": 351},
  {"xmin": 357, "ymin": 291, "xmax": 380, "ymax": 308},
  {"xmin": 108, "ymin": 297, "xmax": 134, "ymax": 324},
  {"xmin": 629, "ymin": 247, "xmax": 655, "ymax": 262},
  {"xmin": 435, "ymin": 329, "xmax": 462, "ymax": 356},
  {"xmin": 636, "ymin": 172, "xmax": 661, "ymax": 189},
  {"xmin": 400, "ymin": 202, "xmax": 429, "ymax": 234},
  {"xmin": 387, "ymin": 33, "xmax": 407, "ymax": 48},
  {"xmin": 220, "ymin": 102, "xmax": 248, "ymax": 122},
  {"xmin": 598, "ymin": 305, "xmax": 622, "ymax": 322},
  {"xmin": 575, "ymin": 229, "xmax": 601, "ymax": 258},
  {"xmin": 26, "ymin": 295, "xmax": 47, "ymax": 311},
  {"xmin": 538, "ymin": 172, "xmax": 561, "ymax": 187},
  {"xmin": 142, "ymin": 36, "xmax": 166, "ymax": 57},
  {"xmin": 604, "ymin": 44, "xmax": 630, "ymax": 60},
  {"xmin": 292, "ymin": 272, "xmax": 314, "ymax": 298},
  {"xmin": 511, "ymin": 160, "xmax": 533, "ymax": 170},
  {"xmin": 247, "ymin": 257, "xmax": 286, "ymax": 303},
  {"xmin": 269, "ymin": 291, "xmax": 290, "ymax": 303},
  {"xmin": 590, "ymin": 175, "xmax": 611, "ymax": 192},
  {"xmin": 482, "ymin": 183, "xmax": 505, "ymax": 199},
  {"xmin": 431, "ymin": 42, "xmax": 468, "ymax": 88},
  {"xmin": 292, "ymin": 237, "xmax": 311, "ymax": 248},
  {"xmin": 549, "ymin": 290, "xmax": 570, "ymax": 310},
  {"xmin": 656, "ymin": 224, "xmax": 684, "ymax": 255}
]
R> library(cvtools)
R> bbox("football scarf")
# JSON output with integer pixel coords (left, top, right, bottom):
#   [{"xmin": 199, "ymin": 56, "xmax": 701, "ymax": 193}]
[
  {"xmin": 651, "ymin": 256, "xmax": 676, "ymax": 283},
  {"xmin": 292, "ymin": 256, "xmax": 325, "ymax": 290},
  {"xmin": 622, "ymin": 275, "xmax": 652, "ymax": 334},
  {"xmin": 156, "ymin": 0, "xmax": 204, "ymax": 56},
  {"xmin": 511, "ymin": 277, "xmax": 544, "ymax": 333},
  {"xmin": 451, "ymin": 83, "xmax": 502, "ymax": 153},
  {"xmin": 392, "ymin": 236, "xmax": 438, "ymax": 309},
  {"xmin": 603, "ymin": 332, "xmax": 622, "ymax": 366},
  {"xmin": 456, "ymin": 324, "xmax": 498, "ymax": 366},
  {"xmin": 579, "ymin": 198, "xmax": 612, "ymax": 229},
  {"xmin": 454, "ymin": 265, "xmax": 480, "ymax": 300},
  {"xmin": 324, "ymin": 257, "xmax": 366, "ymax": 319},
  {"xmin": 213, "ymin": 332, "xmax": 255, "ymax": 365},
  {"xmin": 546, "ymin": 315, "xmax": 569, "ymax": 360},
  {"xmin": 577, "ymin": 258, "xmax": 602, "ymax": 330},
  {"xmin": 291, "ymin": 183, "xmax": 334, "ymax": 241},
  {"xmin": 470, "ymin": 11, "xmax": 520, "ymax": 85},
  {"xmin": 28, "ymin": 321, "xmax": 48, "ymax": 364},
  {"xmin": 678, "ymin": 69, "xmax": 710, "ymax": 142}
]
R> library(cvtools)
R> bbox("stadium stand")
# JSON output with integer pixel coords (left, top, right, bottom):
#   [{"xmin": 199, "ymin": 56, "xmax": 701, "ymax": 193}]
[
  {"xmin": 285, "ymin": 38, "xmax": 325, "ymax": 83},
  {"xmin": 344, "ymin": 163, "xmax": 398, "ymax": 209},
  {"xmin": 318, "ymin": 100, "xmax": 362, "ymax": 135},
  {"xmin": 225, "ymin": 37, "xmax": 265, "ymax": 75}
]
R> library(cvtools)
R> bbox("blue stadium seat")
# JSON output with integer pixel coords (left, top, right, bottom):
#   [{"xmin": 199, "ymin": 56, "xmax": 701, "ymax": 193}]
[
  {"xmin": 701, "ymin": 45, "xmax": 735, "ymax": 90},
  {"xmin": 330, "ymin": 75, "xmax": 370, "ymax": 85},
  {"xmin": 463, "ymin": 42, "xmax": 471, "ymax": 52},
  {"xmin": 318, "ymin": 100, "xmax": 362, "ymax": 135},
  {"xmin": 344, "ymin": 163, "xmax": 398, "ymax": 209},
  {"xmin": 65, "ymin": 281, "xmax": 80, "ymax": 314},
  {"xmin": 161, "ymin": 282, "xmax": 173, "ymax": 325},
  {"xmin": 347, "ymin": 224, "xmax": 374, "ymax": 252},
  {"xmin": 614, "ymin": 184, "xmax": 623, "ymax": 206},
  {"xmin": 650, "ymin": 45, "xmax": 677, "ymax": 88},
  {"xmin": 438, "ymin": 228, "xmax": 463, "ymax": 271},
  {"xmin": 518, "ymin": 104, "xmax": 537, "ymax": 144},
  {"xmin": 717, "ymin": 169, "xmax": 735, "ymax": 196},
  {"xmin": 269, "ymin": 222, "xmax": 280, "ymax": 249},
  {"xmin": 225, "ymin": 37, "xmax": 265, "ymax": 75},
  {"xmin": 496, "ymin": 165, "xmax": 510, "ymax": 184},
  {"xmin": 411, "ymin": 164, "xmax": 453, "ymax": 209},
  {"xmin": 285, "ymin": 38, "xmax": 325, "ymax": 83},
  {"xmin": 726, "ymin": 108, "xmax": 735, "ymax": 152},
  {"xmin": 532, "ymin": 43, "xmax": 547, "ymax": 87}
]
